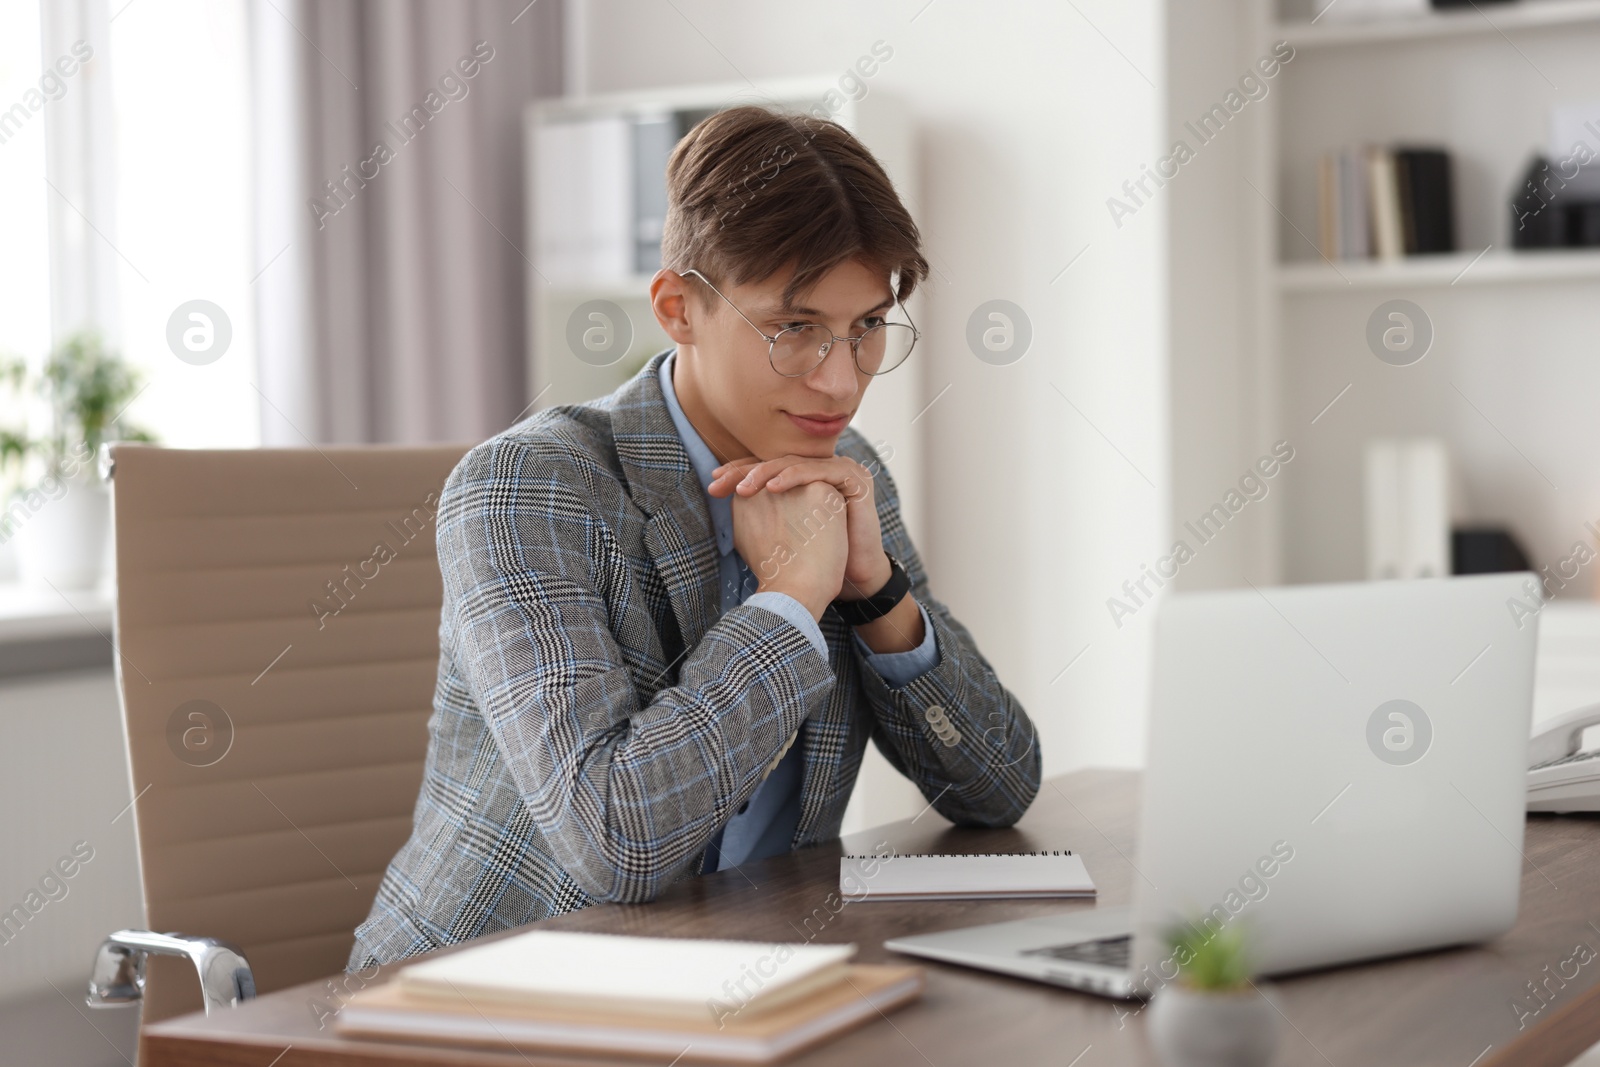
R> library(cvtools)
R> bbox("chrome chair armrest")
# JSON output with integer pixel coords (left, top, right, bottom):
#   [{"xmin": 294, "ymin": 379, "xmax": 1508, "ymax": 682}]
[{"xmin": 87, "ymin": 929, "xmax": 256, "ymax": 1015}]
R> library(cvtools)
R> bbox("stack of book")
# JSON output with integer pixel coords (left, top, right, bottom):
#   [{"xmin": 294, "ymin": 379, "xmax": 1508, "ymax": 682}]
[
  {"xmin": 335, "ymin": 929, "xmax": 924, "ymax": 1063},
  {"xmin": 1316, "ymin": 145, "xmax": 1456, "ymax": 260}
]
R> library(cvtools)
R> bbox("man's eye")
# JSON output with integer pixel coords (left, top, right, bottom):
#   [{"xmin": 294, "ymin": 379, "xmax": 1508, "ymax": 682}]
[
  {"xmin": 860, "ymin": 316, "xmax": 887, "ymax": 331},
  {"xmin": 779, "ymin": 321, "xmax": 815, "ymax": 332}
]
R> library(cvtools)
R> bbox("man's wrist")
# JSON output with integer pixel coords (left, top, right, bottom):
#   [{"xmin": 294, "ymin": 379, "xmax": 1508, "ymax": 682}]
[
  {"xmin": 837, "ymin": 551, "xmax": 893, "ymax": 602},
  {"xmin": 755, "ymin": 579, "xmax": 830, "ymax": 622},
  {"xmin": 852, "ymin": 591, "xmax": 925, "ymax": 654},
  {"xmin": 831, "ymin": 555, "xmax": 911, "ymax": 627},
  {"xmin": 743, "ymin": 589, "xmax": 829, "ymax": 659}
]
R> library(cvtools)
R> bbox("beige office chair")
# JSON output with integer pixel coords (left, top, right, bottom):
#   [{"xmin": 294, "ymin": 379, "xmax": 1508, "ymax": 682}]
[{"xmin": 86, "ymin": 444, "xmax": 468, "ymax": 1024}]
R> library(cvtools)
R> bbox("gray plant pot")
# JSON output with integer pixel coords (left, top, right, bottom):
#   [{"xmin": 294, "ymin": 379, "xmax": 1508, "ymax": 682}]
[{"xmin": 1147, "ymin": 981, "xmax": 1282, "ymax": 1067}]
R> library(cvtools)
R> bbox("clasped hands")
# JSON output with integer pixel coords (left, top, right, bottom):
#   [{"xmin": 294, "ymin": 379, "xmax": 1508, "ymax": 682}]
[{"xmin": 708, "ymin": 453, "xmax": 892, "ymax": 623}]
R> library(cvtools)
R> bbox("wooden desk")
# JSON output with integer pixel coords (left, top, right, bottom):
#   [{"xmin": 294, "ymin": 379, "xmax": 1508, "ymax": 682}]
[{"xmin": 143, "ymin": 769, "xmax": 1600, "ymax": 1067}]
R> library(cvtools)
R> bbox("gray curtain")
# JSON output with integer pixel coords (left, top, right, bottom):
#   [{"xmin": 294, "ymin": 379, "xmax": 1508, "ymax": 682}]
[{"xmin": 256, "ymin": 0, "xmax": 563, "ymax": 445}]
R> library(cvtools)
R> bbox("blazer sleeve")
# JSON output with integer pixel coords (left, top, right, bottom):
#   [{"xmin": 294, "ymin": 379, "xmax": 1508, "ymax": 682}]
[
  {"xmin": 437, "ymin": 436, "xmax": 836, "ymax": 904},
  {"xmin": 842, "ymin": 438, "xmax": 1042, "ymax": 828}
]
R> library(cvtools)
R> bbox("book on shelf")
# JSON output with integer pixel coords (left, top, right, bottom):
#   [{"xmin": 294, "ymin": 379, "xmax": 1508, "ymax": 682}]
[
  {"xmin": 1365, "ymin": 438, "xmax": 1456, "ymax": 581},
  {"xmin": 1316, "ymin": 144, "xmax": 1456, "ymax": 260},
  {"xmin": 1399, "ymin": 148, "xmax": 1455, "ymax": 254},
  {"xmin": 333, "ymin": 929, "xmax": 924, "ymax": 1064},
  {"xmin": 1318, "ymin": 153, "xmax": 1339, "ymax": 259},
  {"xmin": 1341, "ymin": 149, "xmax": 1371, "ymax": 259},
  {"xmin": 1367, "ymin": 147, "xmax": 1404, "ymax": 259}
]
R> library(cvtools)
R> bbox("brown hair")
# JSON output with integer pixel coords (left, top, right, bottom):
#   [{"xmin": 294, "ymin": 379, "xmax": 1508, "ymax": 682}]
[{"xmin": 660, "ymin": 105, "xmax": 928, "ymax": 310}]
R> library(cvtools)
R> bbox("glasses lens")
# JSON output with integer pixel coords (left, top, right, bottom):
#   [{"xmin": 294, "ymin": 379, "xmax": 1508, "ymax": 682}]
[
  {"xmin": 770, "ymin": 325, "xmax": 833, "ymax": 376},
  {"xmin": 855, "ymin": 323, "xmax": 915, "ymax": 375}
]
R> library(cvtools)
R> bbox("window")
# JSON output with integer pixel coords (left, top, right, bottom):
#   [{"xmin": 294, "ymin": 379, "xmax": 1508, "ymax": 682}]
[
  {"xmin": 1, "ymin": 0, "xmax": 260, "ymax": 453},
  {"xmin": 108, "ymin": 0, "xmax": 258, "ymax": 448},
  {"xmin": 0, "ymin": 1, "xmax": 52, "ymax": 367}
]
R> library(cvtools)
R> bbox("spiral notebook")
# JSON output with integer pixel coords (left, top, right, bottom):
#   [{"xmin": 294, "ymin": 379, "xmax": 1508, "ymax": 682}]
[{"xmin": 839, "ymin": 850, "xmax": 1095, "ymax": 902}]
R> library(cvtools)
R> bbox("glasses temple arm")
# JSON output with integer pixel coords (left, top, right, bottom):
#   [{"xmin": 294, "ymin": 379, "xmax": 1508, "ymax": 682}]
[{"xmin": 678, "ymin": 269, "xmax": 778, "ymax": 344}]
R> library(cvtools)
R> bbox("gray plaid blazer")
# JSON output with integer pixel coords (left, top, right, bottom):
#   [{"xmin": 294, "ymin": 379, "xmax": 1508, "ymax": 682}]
[{"xmin": 349, "ymin": 347, "xmax": 1041, "ymax": 969}]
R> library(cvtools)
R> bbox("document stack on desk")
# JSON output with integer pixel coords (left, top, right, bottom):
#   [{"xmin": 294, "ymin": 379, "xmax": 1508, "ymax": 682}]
[{"xmin": 335, "ymin": 929, "xmax": 924, "ymax": 1064}]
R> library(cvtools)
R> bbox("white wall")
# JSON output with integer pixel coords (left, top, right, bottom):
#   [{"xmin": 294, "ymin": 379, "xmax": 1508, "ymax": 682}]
[
  {"xmin": 1165, "ymin": 0, "xmax": 1284, "ymax": 594},
  {"xmin": 0, "ymin": 669, "xmax": 144, "ymax": 1004},
  {"xmin": 577, "ymin": 0, "xmax": 1170, "ymax": 795}
]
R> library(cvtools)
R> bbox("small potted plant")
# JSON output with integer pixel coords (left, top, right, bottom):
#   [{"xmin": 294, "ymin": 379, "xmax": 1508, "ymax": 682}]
[
  {"xmin": 0, "ymin": 331, "xmax": 153, "ymax": 590},
  {"xmin": 1146, "ymin": 919, "xmax": 1282, "ymax": 1067}
]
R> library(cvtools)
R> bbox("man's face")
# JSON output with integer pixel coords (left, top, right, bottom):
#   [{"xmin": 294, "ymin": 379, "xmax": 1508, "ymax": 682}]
[{"xmin": 668, "ymin": 256, "xmax": 896, "ymax": 463}]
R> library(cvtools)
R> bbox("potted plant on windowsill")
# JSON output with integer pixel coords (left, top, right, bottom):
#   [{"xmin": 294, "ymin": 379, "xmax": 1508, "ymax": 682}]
[
  {"xmin": 0, "ymin": 331, "xmax": 154, "ymax": 591},
  {"xmin": 1146, "ymin": 919, "xmax": 1281, "ymax": 1067}
]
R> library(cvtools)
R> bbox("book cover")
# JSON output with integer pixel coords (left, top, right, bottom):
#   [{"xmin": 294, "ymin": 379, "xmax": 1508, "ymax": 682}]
[{"xmin": 337, "ymin": 962, "xmax": 925, "ymax": 1064}]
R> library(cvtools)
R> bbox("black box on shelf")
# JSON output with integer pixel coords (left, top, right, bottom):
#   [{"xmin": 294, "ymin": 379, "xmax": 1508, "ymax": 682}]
[
  {"xmin": 1511, "ymin": 154, "xmax": 1600, "ymax": 249},
  {"xmin": 1452, "ymin": 528, "xmax": 1531, "ymax": 576}
]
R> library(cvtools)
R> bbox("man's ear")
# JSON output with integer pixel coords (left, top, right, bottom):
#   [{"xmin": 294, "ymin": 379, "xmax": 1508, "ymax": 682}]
[{"xmin": 650, "ymin": 269, "xmax": 698, "ymax": 346}]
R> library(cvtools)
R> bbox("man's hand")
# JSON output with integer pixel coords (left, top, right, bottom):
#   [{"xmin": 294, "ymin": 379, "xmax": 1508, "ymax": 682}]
[
  {"xmin": 724, "ymin": 478, "xmax": 849, "ymax": 621},
  {"xmin": 710, "ymin": 454, "xmax": 891, "ymax": 601}
]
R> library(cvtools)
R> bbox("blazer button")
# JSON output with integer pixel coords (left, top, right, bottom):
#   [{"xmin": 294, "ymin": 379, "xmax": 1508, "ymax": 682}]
[
  {"xmin": 941, "ymin": 731, "xmax": 962, "ymax": 747},
  {"xmin": 924, "ymin": 705, "xmax": 947, "ymax": 724}
]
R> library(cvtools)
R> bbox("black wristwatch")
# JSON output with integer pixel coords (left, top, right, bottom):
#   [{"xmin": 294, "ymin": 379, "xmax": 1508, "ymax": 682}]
[{"xmin": 831, "ymin": 554, "xmax": 911, "ymax": 626}]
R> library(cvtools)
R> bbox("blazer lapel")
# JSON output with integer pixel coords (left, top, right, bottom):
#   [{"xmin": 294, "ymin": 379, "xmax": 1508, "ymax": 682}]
[{"xmin": 611, "ymin": 349, "xmax": 722, "ymax": 670}]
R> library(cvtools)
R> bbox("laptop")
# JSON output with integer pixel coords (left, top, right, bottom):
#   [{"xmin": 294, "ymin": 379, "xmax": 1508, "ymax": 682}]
[{"xmin": 884, "ymin": 573, "xmax": 1538, "ymax": 999}]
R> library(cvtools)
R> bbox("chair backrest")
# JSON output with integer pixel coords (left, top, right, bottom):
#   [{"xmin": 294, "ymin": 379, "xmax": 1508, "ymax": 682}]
[{"xmin": 108, "ymin": 444, "xmax": 468, "ymax": 1022}]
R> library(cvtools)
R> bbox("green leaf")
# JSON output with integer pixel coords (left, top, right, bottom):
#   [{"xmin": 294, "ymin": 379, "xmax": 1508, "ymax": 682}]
[
  {"xmin": 30, "ymin": 329, "xmax": 158, "ymax": 466},
  {"xmin": 1163, "ymin": 915, "xmax": 1255, "ymax": 992}
]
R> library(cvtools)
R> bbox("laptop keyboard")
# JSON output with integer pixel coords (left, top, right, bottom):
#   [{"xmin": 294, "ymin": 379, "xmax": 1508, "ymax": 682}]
[
  {"xmin": 1021, "ymin": 934, "xmax": 1132, "ymax": 969},
  {"xmin": 1532, "ymin": 748, "xmax": 1600, "ymax": 771}
]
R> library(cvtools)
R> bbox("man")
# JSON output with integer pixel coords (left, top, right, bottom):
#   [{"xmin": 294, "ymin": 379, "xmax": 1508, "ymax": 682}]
[{"xmin": 350, "ymin": 105, "xmax": 1039, "ymax": 969}]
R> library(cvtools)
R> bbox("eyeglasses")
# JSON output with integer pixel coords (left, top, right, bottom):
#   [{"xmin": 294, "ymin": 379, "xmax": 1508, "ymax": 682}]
[{"xmin": 678, "ymin": 268, "xmax": 918, "ymax": 377}]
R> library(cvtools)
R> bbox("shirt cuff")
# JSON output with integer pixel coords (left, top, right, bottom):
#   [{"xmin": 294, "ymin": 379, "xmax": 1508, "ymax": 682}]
[
  {"xmin": 853, "ymin": 599, "xmax": 939, "ymax": 688},
  {"xmin": 743, "ymin": 591, "xmax": 828, "ymax": 660}
]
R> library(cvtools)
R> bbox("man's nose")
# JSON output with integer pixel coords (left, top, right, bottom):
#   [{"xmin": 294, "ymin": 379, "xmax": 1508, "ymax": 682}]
[{"xmin": 806, "ymin": 337, "xmax": 859, "ymax": 398}]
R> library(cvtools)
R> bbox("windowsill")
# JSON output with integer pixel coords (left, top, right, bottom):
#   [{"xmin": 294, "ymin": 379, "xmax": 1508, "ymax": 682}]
[
  {"xmin": 0, "ymin": 581, "xmax": 113, "ymax": 643},
  {"xmin": 0, "ymin": 581, "xmax": 115, "ymax": 678}
]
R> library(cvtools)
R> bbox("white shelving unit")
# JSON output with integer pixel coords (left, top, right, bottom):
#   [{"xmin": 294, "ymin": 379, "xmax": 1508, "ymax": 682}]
[
  {"xmin": 1246, "ymin": 0, "xmax": 1600, "ymax": 586},
  {"xmin": 1276, "ymin": 246, "xmax": 1600, "ymax": 289}
]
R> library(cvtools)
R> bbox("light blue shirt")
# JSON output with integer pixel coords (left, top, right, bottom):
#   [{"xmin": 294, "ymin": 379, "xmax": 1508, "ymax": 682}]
[{"xmin": 658, "ymin": 351, "xmax": 938, "ymax": 871}]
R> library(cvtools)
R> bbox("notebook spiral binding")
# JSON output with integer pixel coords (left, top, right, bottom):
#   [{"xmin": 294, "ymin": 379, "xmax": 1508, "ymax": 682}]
[{"xmin": 840, "ymin": 850, "xmax": 1074, "ymax": 858}]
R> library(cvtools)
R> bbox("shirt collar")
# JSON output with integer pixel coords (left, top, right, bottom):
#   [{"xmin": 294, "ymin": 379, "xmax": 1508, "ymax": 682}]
[{"xmin": 659, "ymin": 349, "xmax": 734, "ymax": 557}]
